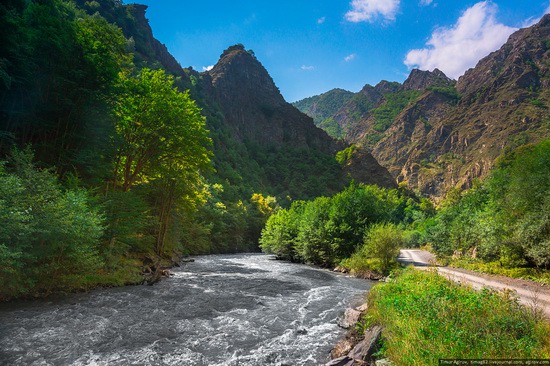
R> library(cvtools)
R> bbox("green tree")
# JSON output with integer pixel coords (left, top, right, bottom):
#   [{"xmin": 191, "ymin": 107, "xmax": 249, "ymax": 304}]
[{"xmin": 111, "ymin": 68, "xmax": 212, "ymax": 255}]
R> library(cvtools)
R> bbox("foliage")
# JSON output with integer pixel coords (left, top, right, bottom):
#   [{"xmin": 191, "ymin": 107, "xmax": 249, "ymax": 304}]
[
  {"xmin": 427, "ymin": 85, "xmax": 461, "ymax": 103},
  {"xmin": 335, "ymin": 144, "xmax": 356, "ymax": 166},
  {"xmin": 371, "ymin": 90, "xmax": 422, "ymax": 132},
  {"xmin": 260, "ymin": 184, "xmax": 432, "ymax": 267},
  {"xmin": 0, "ymin": 149, "xmax": 103, "ymax": 299},
  {"xmin": 292, "ymin": 88, "xmax": 354, "ymax": 139},
  {"xmin": 445, "ymin": 257, "xmax": 550, "ymax": 285},
  {"xmin": 361, "ymin": 269, "xmax": 550, "ymax": 364},
  {"xmin": 345, "ymin": 223, "xmax": 404, "ymax": 274},
  {"xmin": 426, "ymin": 140, "xmax": 550, "ymax": 269}
]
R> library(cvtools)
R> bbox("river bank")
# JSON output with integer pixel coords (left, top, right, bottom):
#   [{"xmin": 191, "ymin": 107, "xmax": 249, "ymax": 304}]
[{"xmin": 325, "ymin": 268, "xmax": 550, "ymax": 365}]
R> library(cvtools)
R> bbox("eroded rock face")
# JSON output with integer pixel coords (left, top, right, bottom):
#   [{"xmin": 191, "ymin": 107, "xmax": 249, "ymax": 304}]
[
  {"xmin": 206, "ymin": 45, "xmax": 336, "ymax": 150},
  {"xmin": 402, "ymin": 68, "xmax": 454, "ymax": 91},
  {"xmin": 296, "ymin": 16, "xmax": 550, "ymax": 199},
  {"xmin": 202, "ymin": 45, "xmax": 397, "ymax": 189}
]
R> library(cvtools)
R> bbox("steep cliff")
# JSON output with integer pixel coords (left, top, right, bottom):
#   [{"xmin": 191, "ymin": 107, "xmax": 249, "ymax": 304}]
[
  {"xmin": 297, "ymin": 15, "xmax": 550, "ymax": 199},
  {"xmin": 392, "ymin": 15, "xmax": 550, "ymax": 198},
  {"xmin": 196, "ymin": 44, "xmax": 396, "ymax": 196}
]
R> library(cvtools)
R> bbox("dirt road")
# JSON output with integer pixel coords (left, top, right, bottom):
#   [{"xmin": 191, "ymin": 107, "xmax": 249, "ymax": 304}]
[{"xmin": 399, "ymin": 249, "xmax": 550, "ymax": 318}]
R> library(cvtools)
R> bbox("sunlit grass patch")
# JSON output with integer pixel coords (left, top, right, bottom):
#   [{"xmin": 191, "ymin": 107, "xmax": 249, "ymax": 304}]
[{"xmin": 359, "ymin": 268, "xmax": 550, "ymax": 365}]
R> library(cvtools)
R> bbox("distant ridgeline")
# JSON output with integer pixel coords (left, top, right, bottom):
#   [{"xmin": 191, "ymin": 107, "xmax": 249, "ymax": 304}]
[{"xmin": 294, "ymin": 15, "xmax": 550, "ymax": 200}]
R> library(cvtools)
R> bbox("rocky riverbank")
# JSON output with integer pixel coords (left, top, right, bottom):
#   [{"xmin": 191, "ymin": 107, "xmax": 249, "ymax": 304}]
[{"xmin": 326, "ymin": 302, "xmax": 390, "ymax": 366}]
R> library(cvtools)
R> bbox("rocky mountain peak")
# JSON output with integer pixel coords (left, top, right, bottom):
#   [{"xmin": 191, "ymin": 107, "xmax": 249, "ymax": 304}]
[
  {"xmin": 402, "ymin": 68, "xmax": 454, "ymax": 91},
  {"xmin": 208, "ymin": 44, "xmax": 285, "ymax": 107},
  {"xmin": 374, "ymin": 80, "xmax": 401, "ymax": 95},
  {"xmin": 456, "ymin": 14, "xmax": 550, "ymax": 97}
]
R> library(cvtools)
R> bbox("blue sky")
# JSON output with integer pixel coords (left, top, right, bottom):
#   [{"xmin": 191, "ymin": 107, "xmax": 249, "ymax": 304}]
[{"xmin": 135, "ymin": 0, "xmax": 549, "ymax": 102}]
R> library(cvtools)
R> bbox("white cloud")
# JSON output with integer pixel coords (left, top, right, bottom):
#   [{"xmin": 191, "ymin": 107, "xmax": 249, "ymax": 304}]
[
  {"xmin": 301, "ymin": 65, "xmax": 315, "ymax": 71},
  {"xmin": 419, "ymin": 0, "xmax": 433, "ymax": 6},
  {"xmin": 404, "ymin": 1, "xmax": 517, "ymax": 79},
  {"xmin": 202, "ymin": 65, "xmax": 214, "ymax": 72},
  {"xmin": 345, "ymin": 0, "xmax": 400, "ymax": 23},
  {"xmin": 317, "ymin": 16, "xmax": 326, "ymax": 24},
  {"xmin": 344, "ymin": 53, "xmax": 356, "ymax": 62},
  {"xmin": 521, "ymin": 2, "xmax": 550, "ymax": 27}
]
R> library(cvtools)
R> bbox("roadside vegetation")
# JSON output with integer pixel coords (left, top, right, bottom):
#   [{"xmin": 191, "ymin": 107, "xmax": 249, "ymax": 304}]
[
  {"xmin": 419, "ymin": 139, "xmax": 550, "ymax": 283},
  {"xmin": 358, "ymin": 269, "xmax": 550, "ymax": 365}
]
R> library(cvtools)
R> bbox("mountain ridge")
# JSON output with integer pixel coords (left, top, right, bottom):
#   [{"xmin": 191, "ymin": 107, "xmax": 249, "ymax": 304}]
[{"xmin": 295, "ymin": 15, "xmax": 550, "ymax": 199}]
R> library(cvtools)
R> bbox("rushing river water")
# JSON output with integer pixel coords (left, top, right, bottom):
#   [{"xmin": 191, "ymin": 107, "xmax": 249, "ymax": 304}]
[{"xmin": 0, "ymin": 254, "xmax": 372, "ymax": 366}]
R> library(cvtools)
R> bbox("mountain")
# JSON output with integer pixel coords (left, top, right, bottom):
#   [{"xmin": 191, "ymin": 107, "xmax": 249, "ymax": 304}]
[
  {"xmin": 73, "ymin": 3, "xmax": 397, "ymax": 201},
  {"xmin": 296, "ymin": 15, "xmax": 550, "ymax": 199},
  {"xmin": 190, "ymin": 44, "xmax": 397, "ymax": 199},
  {"xmin": 292, "ymin": 89, "xmax": 355, "ymax": 139}
]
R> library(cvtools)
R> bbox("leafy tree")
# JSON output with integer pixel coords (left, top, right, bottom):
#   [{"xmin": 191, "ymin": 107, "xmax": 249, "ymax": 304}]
[
  {"xmin": 347, "ymin": 223, "xmax": 404, "ymax": 274},
  {"xmin": 111, "ymin": 68, "xmax": 212, "ymax": 255}
]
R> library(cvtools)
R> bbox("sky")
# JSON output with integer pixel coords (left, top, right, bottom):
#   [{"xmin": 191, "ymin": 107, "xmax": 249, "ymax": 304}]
[{"xmin": 134, "ymin": 0, "xmax": 550, "ymax": 102}]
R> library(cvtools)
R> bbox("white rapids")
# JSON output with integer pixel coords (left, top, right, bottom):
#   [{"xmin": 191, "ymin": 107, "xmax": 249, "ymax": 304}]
[{"xmin": 0, "ymin": 254, "xmax": 372, "ymax": 366}]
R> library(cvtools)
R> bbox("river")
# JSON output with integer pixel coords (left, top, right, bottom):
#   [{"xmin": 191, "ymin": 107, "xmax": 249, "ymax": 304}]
[{"xmin": 0, "ymin": 254, "xmax": 372, "ymax": 366}]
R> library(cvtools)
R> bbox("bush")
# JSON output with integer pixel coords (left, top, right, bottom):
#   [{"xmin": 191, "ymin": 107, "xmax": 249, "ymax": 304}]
[
  {"xmin": 346, "ymin": 223, "xmax": 403, "ymax": 274},
  {"xmin": 0, "ymin": 149, "xmax": 104, "ymax": 299}
]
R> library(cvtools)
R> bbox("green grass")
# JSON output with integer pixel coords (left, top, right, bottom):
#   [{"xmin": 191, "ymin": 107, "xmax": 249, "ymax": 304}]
[
  {"xmin": 49, "ymin": 258, "xmax": 144, "ymax": 295},
  {"xmin": 445, "ymin": 257, "xmax": 550, "ymax": 285},
  {"xmin": 359, "ymin": 268, "xmax": 550, "ymax": 365}
]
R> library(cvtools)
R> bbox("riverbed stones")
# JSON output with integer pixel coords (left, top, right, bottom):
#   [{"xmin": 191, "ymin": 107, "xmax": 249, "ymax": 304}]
[
  {"xmin": 326, "ymin": 325, "xmax": 383, "ymax": 366},
  {"xmin": 331, "ymin": 337, "xmax": 355, "ymax": 358}
]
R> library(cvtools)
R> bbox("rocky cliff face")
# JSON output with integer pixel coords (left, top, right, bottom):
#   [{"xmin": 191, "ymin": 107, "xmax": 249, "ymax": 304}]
[
  {"xmin": 297, "ymin": 16, "xmax": 550, "ymax": 199},
  {"xmin": 76, "ymin": 1, "xmax": 189, "ymax": 82},
  {"xmin": 402, "ymin": 68, "xmax": 454, "ymax": 91},
  {"xmin": 390, "ymin": 15, "xmax": 550, "ymax": 198},
  {"xmin": 204, "ymin": 45, "xmax": 335, "ymax": 150},
  {"xmin": 200, "ymin": 45, "xmax": 396, "ymax": 189}
]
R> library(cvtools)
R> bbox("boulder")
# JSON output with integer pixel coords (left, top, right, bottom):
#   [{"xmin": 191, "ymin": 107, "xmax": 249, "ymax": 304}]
[
  {"xmin": 338, "ymin": 308, "xmax": 362, "ymax": 329},
  {"xmin": 348, "ymin": 325, "xmax": 382, "ymax": 361},
  {"xmin": 325, "ymin": 356, "xmax": 352, "ymax": 366},
  {"xmin": 331, "ymin": 338, "xmax": 355, "ymax": 358}
]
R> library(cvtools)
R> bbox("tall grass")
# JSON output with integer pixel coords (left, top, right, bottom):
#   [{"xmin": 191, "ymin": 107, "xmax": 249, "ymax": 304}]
[{"xmin": 360, "ymin": 269, "xmax": 550, "ymax": 365}]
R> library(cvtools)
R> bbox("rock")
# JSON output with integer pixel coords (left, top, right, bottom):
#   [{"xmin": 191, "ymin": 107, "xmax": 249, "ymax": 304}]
[
  {"xmin": 348, "ymin": 325, "xmax": 382, "ymax": 361},
  {"xmin": 181, "ymin": 258, "xmax": 195, "ymax": 263},
  {"xmin": 354, "ymin": 270, "xmax": 384, "ymax": 281},
  {"xmin": 376, "ymin": 359, "xmax": 392, "ymax": 366},
  {"xmin": 338, "ymin": 308, "xmax": 362, "ymax": 329},
  {"xmin": 325, "ymin": 356, "xmax": 353, "ymax": 366},
  {"xmin": 331, "ymin": 338, "xmax": 355, "ymax": 358},
  {"xmin": 334, "ymin": 266, "xmax": 349, "ymax": 273},
  {"xmin": 355, "ymin": 303, "xmax": 369, "ymax": 313}
]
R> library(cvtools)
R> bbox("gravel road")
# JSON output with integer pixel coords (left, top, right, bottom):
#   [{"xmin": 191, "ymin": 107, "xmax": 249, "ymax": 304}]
[{"xmin": 399, "ymin": 249, "xmax": 550, "ymax": 318}]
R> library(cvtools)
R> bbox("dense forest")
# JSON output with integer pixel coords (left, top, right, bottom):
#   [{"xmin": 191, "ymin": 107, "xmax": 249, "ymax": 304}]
[{"xmin": 0, "ymin": 0, "xmax": 354, "ymax": 299}]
